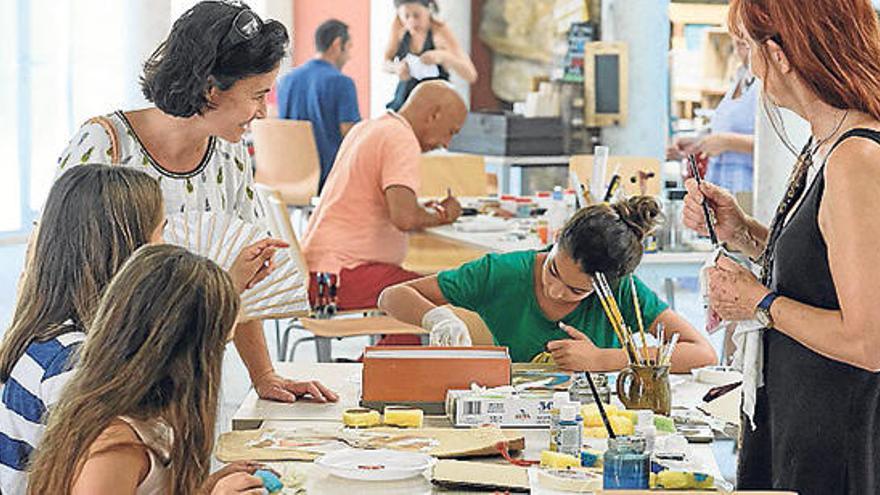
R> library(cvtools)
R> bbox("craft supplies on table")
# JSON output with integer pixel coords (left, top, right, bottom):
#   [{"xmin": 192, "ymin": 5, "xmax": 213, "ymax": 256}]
[
  {"xmin": 342, "ymin": 408, "xmax": 381, "ymax": 428},
  {"xmin": 431, "ymin": 459, "xmax": 531, "ymax": 492},
  {"xmin": 361, "ymin": 346, "xmax": 511, "ymax": 414},
  {"xmin": 254, "ymin": 469, "xmax": 284, "ymax": 493},
  {"xmin": 314, "ymin": 448, "xmax": 436, "ymax": 482},
  {"xmin": 554, "ymin": 405, "xmax": 583, "ymax": 457},
  {"xmin": 603, "ymin": 435, "xmax": 651, "ymax": 489},
  {"xmin": 446, "ymin": 387, "xmax": 556, "ymax": 428},
  {"xmin": 382, "ymin": 406, "xmax": 424, "ymax": 428},
  {"xmin": 216, "ymin": 426, "xmax": 525, "ymax": 462}
]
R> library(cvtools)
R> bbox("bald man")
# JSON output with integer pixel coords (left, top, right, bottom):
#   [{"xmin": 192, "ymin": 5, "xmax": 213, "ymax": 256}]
[{"xmin": 302, "ymin": 81, "xmax": 468, "ymax": 313}]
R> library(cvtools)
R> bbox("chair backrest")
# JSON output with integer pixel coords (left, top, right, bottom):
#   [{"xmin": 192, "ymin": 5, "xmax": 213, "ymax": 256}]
[
  {"xmin": 252, "ymin": 119, "xmax": 320, "ymax": 206},
  {"xmin": 419, "ymin": 153, "xmax": 488, "ymax": 197},
  {"xmin": 253, "ymin": 183, "xmax": 311, "ymax": 281},
  {"xmin": 569, "ymin": 155, "xmax": 662, "ymax": 199}
]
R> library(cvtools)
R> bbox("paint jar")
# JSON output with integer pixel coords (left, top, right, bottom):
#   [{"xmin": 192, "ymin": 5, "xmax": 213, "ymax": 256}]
[
  {"xmin": 603, "ymin": 435, "xmax": 650, "ymax": 489},
  {"xmin": 536, "ymin": 219, "xmax": 549, "ymax": 245},
  {"xmin": 568, "ymin": 373, "xmax": 611, "ymax": 405}
]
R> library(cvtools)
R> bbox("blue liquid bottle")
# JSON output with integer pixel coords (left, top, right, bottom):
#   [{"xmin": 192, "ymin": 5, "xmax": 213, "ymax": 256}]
[{"xmin": 603, "ymin": 435, "xmax": 650, "ymax": 489}]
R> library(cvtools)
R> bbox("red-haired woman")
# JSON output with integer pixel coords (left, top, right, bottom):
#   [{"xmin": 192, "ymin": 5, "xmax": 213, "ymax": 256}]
[{"xmin": 682, "ymin": 0, "xmax": 880, "ymax": 493}]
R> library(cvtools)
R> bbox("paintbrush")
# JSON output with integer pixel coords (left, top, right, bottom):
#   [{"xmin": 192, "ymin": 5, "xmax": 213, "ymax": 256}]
[
  {"xmin": 579, "ymin": 371, "xmax": 617, "ymax": 439},
  {"xmin": 594, "ymin": 273, "xmax": 640, "ymax": 363},
  {"xmin": 687, "ymin": 154, "xmax": 719, "ymax": 246},
  {"xmin": 629, "ymin": 275, "xmax": 651, "ymax": 364}
]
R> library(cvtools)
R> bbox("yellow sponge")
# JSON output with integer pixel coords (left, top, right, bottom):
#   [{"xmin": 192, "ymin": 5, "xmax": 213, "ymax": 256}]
[
  {"xmin": 652, "ymin": 470, "xmax": 715, "ymax": 490},
  {"xmin": 383, "ymin": 407, "xmax": 424, "ymax": 428},
  {"xmin": 342, "ymin": 408, "xmax": 381, "ymax": 428},
  {"xmin": 582, "ymin": 416, "xmax": 634, "ymax": 438},
  {"xmin": 580, "ymin": 403, "xmax": 619, "ymax": 427},
  {"xmin": 540, "ymin": 450, "xmax": 581, "ymax": 469}
]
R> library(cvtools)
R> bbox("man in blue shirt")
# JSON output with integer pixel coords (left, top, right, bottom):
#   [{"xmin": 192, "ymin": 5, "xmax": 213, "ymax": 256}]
[{"xmin": 277, "ymin": 19, "xmax": 361, "ymax": 191}]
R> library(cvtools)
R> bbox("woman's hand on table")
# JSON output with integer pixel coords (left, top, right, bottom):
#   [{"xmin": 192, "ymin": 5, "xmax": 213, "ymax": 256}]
[
  {"xmin": 229, "ymin": 238, "xmax": 289, "ymax": 294},
  {"xmin": 204, "ymin": 461, "xmax": 273, "ymax": 495},
  {"xmin": 546, "ymin": 324, "xmax": 604, "ymax": 371},
  {"xmin": 707, "ymin": 255, "xmax": 769, "ymax": 321},
  {"xmin": 254, "ymin": 371, "xmax": 340, "ymax": 403}
]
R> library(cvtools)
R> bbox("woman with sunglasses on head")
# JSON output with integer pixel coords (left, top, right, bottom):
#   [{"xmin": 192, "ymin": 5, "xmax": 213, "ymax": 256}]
[
  {"xmin": 379, "ymin": 197, "xmax": 716, "ymax": 372},
  {"xmin": 56, "ymin": 1, "xmax": 337, "ymax": 405},
  {"xmin": 683, "ymin": 1, "xmax": 880, "ymax": 493},
  {"xmin": 383, "ymin": 0, "xmax": 477, "ymax": 111}
]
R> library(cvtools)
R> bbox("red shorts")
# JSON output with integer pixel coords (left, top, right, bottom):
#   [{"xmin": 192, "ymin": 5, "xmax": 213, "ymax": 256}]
[{"xmin": 308, "ymin": 262, "xmax": 423, "ymax": 346}]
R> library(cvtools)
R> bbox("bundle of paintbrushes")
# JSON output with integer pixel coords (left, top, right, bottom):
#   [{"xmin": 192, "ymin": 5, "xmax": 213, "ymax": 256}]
[
  {"xmin": 592, "ymin": 273, "xmax": 679, "ymax": 367},
  {"xmin": 592, "ymin": 272, "xmax": 642, "ymax": 364}
]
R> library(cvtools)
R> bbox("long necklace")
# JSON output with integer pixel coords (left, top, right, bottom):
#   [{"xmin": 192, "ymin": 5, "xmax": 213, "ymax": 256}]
[{"xmin": 808, "ymin": 109, "xmax": 850, "ymax": 159}]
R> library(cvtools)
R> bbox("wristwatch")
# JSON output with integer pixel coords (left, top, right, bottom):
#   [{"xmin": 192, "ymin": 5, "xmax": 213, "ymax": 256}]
[{"xmin": 755, "ymin": 292, "xmax": 780, "ymax": 328}]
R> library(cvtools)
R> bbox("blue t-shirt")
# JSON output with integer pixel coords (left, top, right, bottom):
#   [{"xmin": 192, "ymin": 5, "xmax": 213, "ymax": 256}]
[{"xmin": 277, "ymin": 60, "xmax": 361, "ymax": 191}]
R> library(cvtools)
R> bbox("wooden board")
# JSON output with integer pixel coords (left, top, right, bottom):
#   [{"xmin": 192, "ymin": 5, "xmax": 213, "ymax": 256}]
[
  {"xmin": 216, "ymin": 426, "xmax": 525, "ymax": 463},
  {"xmin": 298, "ymin": 316, "xmax": 427, "ymax": 338},
  {"xmin": 432, "ymin": 460, "xmax": 530, "ymax": 492}
]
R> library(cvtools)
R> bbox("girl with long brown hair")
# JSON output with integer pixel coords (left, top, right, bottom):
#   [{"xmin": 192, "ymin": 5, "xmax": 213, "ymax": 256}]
[
  {"xmin": 0, "ymin": 165, "xmax": 282, "ymax": 495},
  {"xmin": 27, "ymin": 244, "xmax": 262, "ymax": 494},
  {"xmin": 683, "ymin": 0, "xmax": 880, "ymax": 492}
]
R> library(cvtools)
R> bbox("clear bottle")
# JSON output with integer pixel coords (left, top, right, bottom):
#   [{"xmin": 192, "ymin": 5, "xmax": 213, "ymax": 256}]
[
  {"xmin": 569, "ymin": 373, "xmax": 611, "ymax": 405},
  {"xmin": 603, "ymin": 435, "xmax": 651, "ymax": 489},
  {"xmin": 635, "ymin": 410, "xmax": 656, "ymax": 453},
  {"xmin": 548, "ymin": 391, "xmax": 571, "ymax": 452},
  {"xmin": 556, "ymin": 405, "xmax": 583, "ymax": 457},
  {"xmin": 547, "ymin": 186, "xmax": 568, "ymax": 240}
]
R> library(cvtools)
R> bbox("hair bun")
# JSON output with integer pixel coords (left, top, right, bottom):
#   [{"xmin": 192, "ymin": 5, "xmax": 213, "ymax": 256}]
[{"xmin": 612, "ymin": 196, "xmax": 663, "ymax": 240}]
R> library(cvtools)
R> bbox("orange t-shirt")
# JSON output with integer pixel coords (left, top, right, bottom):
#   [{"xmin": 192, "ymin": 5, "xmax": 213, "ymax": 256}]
[{"xmin": 302, "ymin": 112, "xmax": 421, "ymax": 273}]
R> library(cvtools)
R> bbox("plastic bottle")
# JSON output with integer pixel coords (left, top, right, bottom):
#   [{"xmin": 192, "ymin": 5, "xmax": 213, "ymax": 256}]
[
  {"xmin": 635, "ymin": 410, "xmax": 657, "ymax": 453},
  {"xmin": 548, "ymin": 391, "xmax": 571, "ymax": 452},
  {"xmin": 556, "ymin": 404, "xmax": 583, "ymax": 457},
  {"xmin": 546, "ymin": 187, "xmax": 568, "ymax": 240}
]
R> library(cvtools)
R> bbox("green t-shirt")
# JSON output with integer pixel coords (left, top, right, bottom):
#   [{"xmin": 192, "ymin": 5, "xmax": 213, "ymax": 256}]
[{"xmin": 437, "ymin": 250, "xmax": 669, "ymax": 362}]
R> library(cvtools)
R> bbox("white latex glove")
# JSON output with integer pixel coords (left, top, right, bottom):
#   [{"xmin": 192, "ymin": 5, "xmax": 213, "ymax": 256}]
[{"xmin": 422, "ymin": 306, "xmax": 472, "ymax": 347}]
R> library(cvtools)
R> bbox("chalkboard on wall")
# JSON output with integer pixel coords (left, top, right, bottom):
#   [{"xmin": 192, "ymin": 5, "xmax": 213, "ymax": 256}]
[{"xmin": 584, "ymin": 42, "xmax": 628, "ymax": 127}]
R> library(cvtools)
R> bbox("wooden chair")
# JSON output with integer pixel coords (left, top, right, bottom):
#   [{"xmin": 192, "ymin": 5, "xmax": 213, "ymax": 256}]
[
  {"xmin": 419, "ymin": 153, "xmax": 488, "ymax": 197},
  {"xmin": 252, "ymin": 119, "xmax": 320, "ymax": 236},
  {"xmin": 569, "ymin": 155, "xmax": 662, "ymax": 199},
  {"xmin": 254, "ymin": 184, "xmax": 427, "ymax": 362}
]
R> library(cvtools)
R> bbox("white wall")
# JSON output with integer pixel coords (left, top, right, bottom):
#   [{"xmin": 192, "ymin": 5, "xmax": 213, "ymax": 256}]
[
  {"xmin": 752, "ymin": 89, "xmax": 810, "ymax": 224},
  {"xmin": 599, "ymin": 0, "xmax": 670, "ymax": 159},
  {"xmin": 369, "ymin": 0, "xmax": 471, "ymax": 117}
]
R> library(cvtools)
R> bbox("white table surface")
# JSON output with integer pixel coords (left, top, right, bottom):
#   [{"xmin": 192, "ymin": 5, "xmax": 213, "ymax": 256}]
[{"xmin": 232, "ymin": 363, "xmax": 724, "ymax": 494}]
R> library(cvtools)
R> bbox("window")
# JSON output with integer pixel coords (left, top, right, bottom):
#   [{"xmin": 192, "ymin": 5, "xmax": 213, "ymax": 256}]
[{"xmin": 2, "ymin": 0, "xmax": 127, "ymax": 238}]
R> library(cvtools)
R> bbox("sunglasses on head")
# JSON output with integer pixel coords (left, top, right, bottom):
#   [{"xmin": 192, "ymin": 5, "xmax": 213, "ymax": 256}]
[{"xmin": 221, "ymin": 6, "xmax": 262, "ymax": 49}]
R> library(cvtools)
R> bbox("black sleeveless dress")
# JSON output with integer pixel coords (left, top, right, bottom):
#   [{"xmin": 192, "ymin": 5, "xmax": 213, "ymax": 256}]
[
  {"xmin": 386, "ymin": 28, "xmax": 450, "ymax": 111},
  {"xmin": 738, "ymin": 129, "xmax": 880, "ymax": 494}
]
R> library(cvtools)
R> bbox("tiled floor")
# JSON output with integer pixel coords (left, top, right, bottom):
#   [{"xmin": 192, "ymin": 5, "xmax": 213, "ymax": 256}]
[{"xmin": 0, "ymin": 242, "xmax": 735, "ymax": 483}]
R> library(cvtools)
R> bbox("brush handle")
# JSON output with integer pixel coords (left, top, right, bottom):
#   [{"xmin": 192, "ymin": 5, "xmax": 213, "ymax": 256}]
[
  {"xmin": 687, "ymin": 155, "xmax": 719, "ymax": 245},
  {"xmin": 583, "ymin": 372, "xmax": 617, "ymax": 439}
]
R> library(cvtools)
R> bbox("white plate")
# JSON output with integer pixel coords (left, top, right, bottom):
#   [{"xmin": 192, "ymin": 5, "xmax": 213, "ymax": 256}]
[
  {"xmin": 690, "ymin": 365, "xmax": 742, "ymax": 385},
  {"xmin": 314, "ymin": 448, "xmax": 436, "ymax": 481}
]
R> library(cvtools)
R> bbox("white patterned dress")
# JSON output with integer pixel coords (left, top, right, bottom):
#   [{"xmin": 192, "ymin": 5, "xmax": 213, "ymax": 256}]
[{"xmin": 57, "ymin": 111, "xmax": 263, "ymax": 222}]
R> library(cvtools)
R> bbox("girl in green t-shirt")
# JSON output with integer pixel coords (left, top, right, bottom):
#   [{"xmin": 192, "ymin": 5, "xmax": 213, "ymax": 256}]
[{"xmin": 379, "ymin": 196, "xmax": 717, "ymax": 372}]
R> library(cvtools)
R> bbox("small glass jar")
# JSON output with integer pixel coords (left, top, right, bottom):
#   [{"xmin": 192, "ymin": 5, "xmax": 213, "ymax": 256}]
[
  {"xmin": 603, "ymin": 435, "xmax": 650, "ymax": 489},
  {"xmin": 569, "ymin": 373, "xmax": 611, "ymax": 405}
]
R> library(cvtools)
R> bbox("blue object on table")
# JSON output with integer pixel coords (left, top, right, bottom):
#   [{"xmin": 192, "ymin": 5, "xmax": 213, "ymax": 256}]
[
  {"xmin": 603, "ymin": 436, "xmax": 650, "ymax": 489},
  {"xmin": 255, "ymin": 469, "xmax": 284, "ymax": 493}
]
